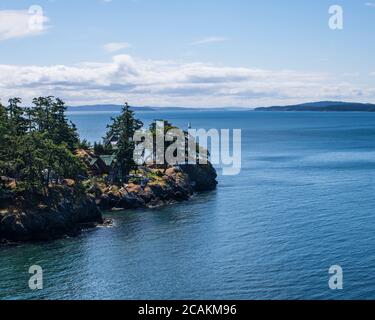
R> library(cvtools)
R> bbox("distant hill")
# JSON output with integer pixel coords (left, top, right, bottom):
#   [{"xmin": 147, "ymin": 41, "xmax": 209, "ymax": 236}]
[
  {"xmin": 67, "ymin": 105, "xmax": 156, "ymax": 112},
  {"xmin": 67, "ymin": 105, "xmax": 247, "ymax": 112},
  {"xmin": 254, "ymin": 101, "xmax": 375, "ymax": 112},
  {"xmin": 68, "ymin": 102, "xmax": 375, "ymax": 113}
]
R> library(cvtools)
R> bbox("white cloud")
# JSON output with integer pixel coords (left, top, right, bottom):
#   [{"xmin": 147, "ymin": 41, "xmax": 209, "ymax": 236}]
[
  {"xmin": 365, "ymin": 2, "xmax": 375, "ymax": 7},
  {"xmin": 190, "ymin": 37, "xmax": 229, "ymax": 45},
  {"xmin": 0, "ymin": 9, "xmax": 49, "ymax": 41},
  {"xmin": 0, "ymin": 54, "xmax": 374, "ymax": 107},
  {"xmin": 103, "ymin": 42, "xmax": 132, "ymax": 53}
]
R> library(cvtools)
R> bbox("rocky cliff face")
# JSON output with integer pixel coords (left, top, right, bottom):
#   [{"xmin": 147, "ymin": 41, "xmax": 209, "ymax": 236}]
[
  {"xmin": 93, "ymin": 164, "xmax": 218, "ymax": 211},
  {"xmin": 180, "ymin": 163, "xmax": 218, "ymax": 192},
  {"xmin": 0, "ymin": 163, "xmax": 218, "ymax": 243},
  {"xmin": 95, "ymin": 167, "xmax": 195, "ymax": 211},
  {"xmin": 0, "ymin": 185, "xmax": 103, "ymax": 243}
]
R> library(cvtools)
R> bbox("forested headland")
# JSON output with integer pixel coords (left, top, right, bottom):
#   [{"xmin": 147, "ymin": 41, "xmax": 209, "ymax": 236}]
[{"xmin": 0, "ymin": 97, "xmax": 217, "ymax": 243}]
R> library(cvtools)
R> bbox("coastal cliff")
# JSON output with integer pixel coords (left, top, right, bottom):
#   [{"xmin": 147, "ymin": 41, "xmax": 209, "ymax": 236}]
[
  {"xmin": 0, "ymin": 164, "xmax": 217, "ymax": 243},
  {"xmin": 0, "ymin": 98, "xmax": 218, "ymax": 243},
  {"xmin": 90, "ymin": 163, "xmax": 217, "ymax": 211},
  {"xmin": 0, "ymin": 179, "xmax": 103, "ymax": 242}
]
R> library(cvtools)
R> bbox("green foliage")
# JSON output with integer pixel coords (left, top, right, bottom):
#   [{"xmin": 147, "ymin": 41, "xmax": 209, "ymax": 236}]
[
  {"xmin": 105, "ymin": 102, "xmax": 143, "ymax": 183},
  {"xmin": 79, "ymin": 139, "xmax": 92, "ymax": 150},
  {"xmin": 0, "ymin": 97, "xmax": 86, "ymax": 194},
  {"xmin": 31, "ymin": 97, "xmax": 79, "ymax": 151},
  {"xmin": 0, "ymin": 103, "xmax": 8, "ymax": 174},
  {"xmin": 148, "ymin": 119, "xmax": 207, "ymax": 167},
  {"xmin": 149, "ymin": 119, "xmax": 181, "ymax": 170},
  {"xmin": 7, "ymin": 98, "xmax": 28, "ymax": 136},
  {"xmin": 93, "ymin": 141, "xmax": 114, "ymax": 156}
]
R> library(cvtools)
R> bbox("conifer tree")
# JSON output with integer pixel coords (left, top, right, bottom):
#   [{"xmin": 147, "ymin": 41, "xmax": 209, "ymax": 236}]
[
  {"xmin": 0, "ymin": 96, "xmax": 85, "ymax": 193},
  {"xmin": 0, "ymin": 102, "xmax": 8, "ymax": 175},
  {"xmin": 106, "ymin": 103, "xmax": 143, "ymax": 183}
]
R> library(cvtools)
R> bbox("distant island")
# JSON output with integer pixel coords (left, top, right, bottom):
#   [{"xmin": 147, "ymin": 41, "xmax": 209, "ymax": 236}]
[
  {"xmin": 254, "ymin": 101, "xmax": 375, "ymax": 112},
  {"xmin": 68, "ymin": 101, "xmax": 375, "ymax": 113},
  {"xmin": 67, "ymin": 105, "xmax": 247, "ymax": 112}
]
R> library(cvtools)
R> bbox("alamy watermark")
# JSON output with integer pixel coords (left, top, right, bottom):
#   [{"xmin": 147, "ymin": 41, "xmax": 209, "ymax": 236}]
[
  {"xmin": 28, "ymin": 5, "xmax": 45, "ymax": 32},
  {"xmin": 25, "ymin": 264, "xmax": 343, "ymax": 292},
  {"xmin": 329, "ymin": 265, "xmax": 343, "ymax": 290},
  {"xmin": 329, "ymin": 5, "xmax": 344, "ymax": 30},
  {"xmin": 28, "ymin": 265, "xmax": 43, "ymax": 290},
  {"xmin": 133, "ymin": 121, "xmax": 242, "ymax": 176}
]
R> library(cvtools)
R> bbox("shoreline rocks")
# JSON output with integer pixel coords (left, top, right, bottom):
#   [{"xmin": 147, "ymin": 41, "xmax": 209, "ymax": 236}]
[
  {"xmin": 95, "ymin": 170, "xmax": 194, "ymax": 211},
  {"xmin": 0, "ymin": 164, "xmax": 218, "ymax": 243},
  {"xmin": 0, "ymin": 191, "xmax": 102, "ymax": 243},
  {"xmin": 179, "ymin": 163, "xmax": 218, "ymax": 192},
  {"xmin": 95, "ymin": 164, "xmax": 217, "ymax": 212}
]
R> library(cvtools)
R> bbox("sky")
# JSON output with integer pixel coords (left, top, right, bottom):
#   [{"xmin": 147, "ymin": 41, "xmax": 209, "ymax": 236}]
[{"xmin": 0, "ymin": 0, "xmax": 374, "ymax": 107}]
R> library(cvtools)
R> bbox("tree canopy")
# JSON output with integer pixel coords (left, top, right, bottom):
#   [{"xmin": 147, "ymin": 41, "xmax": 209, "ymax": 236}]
[
  {"xmin": 105, "ymin": 102, "xmax": 143, "ymax": 183},
  {"xmin": 0, "ymin": 97, "xmax": 84, "ymax": 194}
]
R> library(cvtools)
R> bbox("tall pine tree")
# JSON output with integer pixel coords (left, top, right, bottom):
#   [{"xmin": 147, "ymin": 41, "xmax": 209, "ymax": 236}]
[{"xmin": 106, "ymin": 103, "xmax": 143, "ymax": 183}]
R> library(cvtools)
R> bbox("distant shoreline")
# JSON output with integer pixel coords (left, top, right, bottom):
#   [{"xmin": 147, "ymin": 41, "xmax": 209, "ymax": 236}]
[
  {"xmin": 67, "ymin": 101, "xmax": 375, "ymax": 113},
  {"xmin": 254, "ymin": 101, "xmax": 375, "ymax": 113},
  {"xmin": 67, "ymin": 105, "xmax": 249, "ymax": 112}
]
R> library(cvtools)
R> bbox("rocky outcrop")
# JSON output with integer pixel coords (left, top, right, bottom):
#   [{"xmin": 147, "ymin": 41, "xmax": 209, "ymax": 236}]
[
  {"xmin": 0, "ymin": 163, "xmax": 218, "ymax": 243},
  {"xmin": 180, "ymin": 163, "xmax": 218, "ymax": 191},
  {"xmin": 93, "ymin": 164, "xmax": 217, "ymax": 212},
  {"xmin": 0, "ymin": 186, "xmax": 103, "ymax": 243},
  {"xmin": 95, "ymin": 167, "xmax": 195, "ymax": 211}
]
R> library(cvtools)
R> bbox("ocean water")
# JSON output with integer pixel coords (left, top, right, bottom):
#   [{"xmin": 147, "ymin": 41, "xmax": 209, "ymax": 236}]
[{"xmin": 1, "ymin": 110, "xmax": 375, "ymax": 300}]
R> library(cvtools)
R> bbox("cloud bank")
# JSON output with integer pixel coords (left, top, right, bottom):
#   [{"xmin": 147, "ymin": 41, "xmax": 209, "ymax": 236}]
[{"xmin": 0, "ymin": 54, "xmax": 374, "ymax": 107}]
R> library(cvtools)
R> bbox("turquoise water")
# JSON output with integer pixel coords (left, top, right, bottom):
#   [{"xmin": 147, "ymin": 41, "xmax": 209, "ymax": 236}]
[{"xmin": 1, "ymin": 111, "xmax": 375, "ymax": 300}]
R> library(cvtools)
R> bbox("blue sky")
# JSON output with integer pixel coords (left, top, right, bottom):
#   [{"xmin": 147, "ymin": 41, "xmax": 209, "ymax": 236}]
[{"xmin": 0, "ymin": 0, "xmax": 374, "ymax": 107}]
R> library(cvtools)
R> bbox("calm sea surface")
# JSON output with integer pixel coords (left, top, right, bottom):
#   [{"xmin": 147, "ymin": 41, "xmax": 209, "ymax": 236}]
[{"xmin": 1, "ymin": 110, "xmax": 375, "ymax": 300}]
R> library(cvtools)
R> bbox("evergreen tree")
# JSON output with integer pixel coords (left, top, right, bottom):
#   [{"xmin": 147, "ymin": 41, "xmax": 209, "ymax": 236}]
[
  {"xmin": 15, "ymin": 132, "xmax": 49, "ymax": 192},
  {"xmin": 31, "ymin": 97, "xmax": 79, "ymax": 151},
  {"xmin": 106, "ymin": 103, "xmax": 143, "ymax": 183},
  {"xmin": 2, "ymin": 98, "xmax": 27, "ymax": 178},
  {"xmin": 6, "ymin": 98, "xmax": 27, "ymax": 136},
  {"xmin": 93, "ymin": 141, "xmax": 113, "ymax": 156},
  {"xmin": 0, "ymin": 102, "xmax": 8, "ymax": 174},
  {"xmin": 79, "ymin": 139, "xmax": 92, "ymax": 150},
  {"xmin": 15, "ymin": 132, "xmax": 84, "ymax": 193},
  {"xmin": 0, "ymin": 96, "xmax": 86, "ymax": 193},
  {"xmin": 149, "ymin": 120, "xmax": 178, "ymax": 170}
]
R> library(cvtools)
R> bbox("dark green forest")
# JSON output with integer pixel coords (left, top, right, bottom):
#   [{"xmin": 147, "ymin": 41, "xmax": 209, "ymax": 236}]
[{"xmin": 0, "ymin": 97, "xmax": 141, "ymax": 197}]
